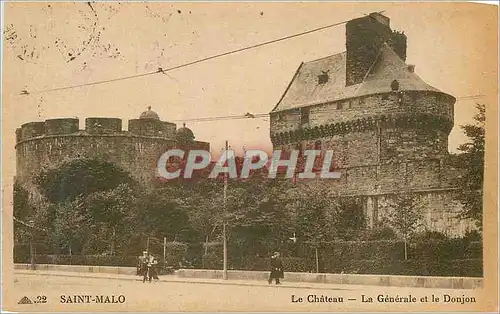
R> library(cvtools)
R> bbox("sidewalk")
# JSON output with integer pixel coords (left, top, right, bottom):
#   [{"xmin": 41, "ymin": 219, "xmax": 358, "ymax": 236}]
[{"xmin": 14, "ymin": 269, "xmax": 361, "ymax": 291}]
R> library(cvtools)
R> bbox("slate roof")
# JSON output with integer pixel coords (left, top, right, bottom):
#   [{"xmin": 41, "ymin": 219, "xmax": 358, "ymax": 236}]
[{"xmin": 271, "ymin": 43, "xmax": 448, "ymax": 113}]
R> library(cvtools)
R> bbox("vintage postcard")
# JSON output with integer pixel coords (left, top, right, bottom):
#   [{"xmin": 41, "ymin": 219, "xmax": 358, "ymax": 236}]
[{"xmin": 1, "ymin": 1, "xmax": 498, "ymax": 312}]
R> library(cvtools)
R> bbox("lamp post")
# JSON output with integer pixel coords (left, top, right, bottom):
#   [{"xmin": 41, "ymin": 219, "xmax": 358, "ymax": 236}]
[
  {"xmin": 29, "ymin": 220, "xmax": 35, "ymax": 270},
  {"xmin": 222, "ymin": 140, "xmax": 229, "ymax": 280}
]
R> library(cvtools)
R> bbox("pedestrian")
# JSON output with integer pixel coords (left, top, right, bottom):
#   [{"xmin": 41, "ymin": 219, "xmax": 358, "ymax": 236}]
[
  {"xmin": 137, "ymin": 251, "xmax": 148, "ymax": 276},
  {"xmin": 268, "ymin": 252, "xmax": 284, "ymax": 285},
  {"xmin": 148, "ymin": 255, "xmax": 160, "ymax": 283},
  {"xmin": 139, "ymin": 251, "xmax": 150, "ymax": 283}
]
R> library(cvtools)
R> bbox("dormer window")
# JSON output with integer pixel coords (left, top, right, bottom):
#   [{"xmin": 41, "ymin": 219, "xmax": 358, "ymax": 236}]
[
  {"xmin": 391, "ymin": 79, "xmax": 400, "ymax": 91},
  {"xmin": 317, "ymin": 71, "xmax": 329, "ymax": 85}
]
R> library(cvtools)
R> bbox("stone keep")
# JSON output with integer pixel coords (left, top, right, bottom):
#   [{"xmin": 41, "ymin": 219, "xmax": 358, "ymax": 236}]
[{"xmin": 269, "ymin": 13, "xmax": 474, "ymax": 237}]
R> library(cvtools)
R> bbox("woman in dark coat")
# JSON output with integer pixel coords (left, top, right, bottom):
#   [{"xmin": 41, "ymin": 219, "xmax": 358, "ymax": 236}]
[{"xmin": 268, "ymin": 252, "xmax": 284, "ymax": 285}]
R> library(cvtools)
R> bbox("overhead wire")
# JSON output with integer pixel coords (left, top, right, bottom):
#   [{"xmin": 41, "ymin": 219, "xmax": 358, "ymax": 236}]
[
  {"xmin": 16, "ymin": 9, "xmax": 492, "ymax": 124},
  {"xmin": 20, "ymin": 12, "xmax": 385, "ymax": 96}
]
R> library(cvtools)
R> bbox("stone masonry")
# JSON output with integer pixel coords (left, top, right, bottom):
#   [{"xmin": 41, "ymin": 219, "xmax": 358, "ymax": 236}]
[
  {"xmin": 15, "ymin": 108, "xmax": 209, "ymax": 202},
  {"xmin": 269, "ymin": 13, "xmax": 475, "ymax": 237}
]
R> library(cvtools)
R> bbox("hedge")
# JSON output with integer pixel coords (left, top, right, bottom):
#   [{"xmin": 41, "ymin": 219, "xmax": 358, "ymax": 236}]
[
  {"xmin": 15, "ymin": 254, "xmax": 138, "ymax": 267},
  {"xmin": 14, "ymin": 238, "xmax": 483, "ymax": 277}
]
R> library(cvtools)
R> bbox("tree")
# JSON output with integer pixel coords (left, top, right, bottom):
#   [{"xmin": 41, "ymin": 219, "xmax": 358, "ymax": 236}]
[
  {"xmin": 13, "ymin": 182, "xmax": 34, "ymax": 219},
  {"xmin": 48, "ymin": 200, "xmax": 89, "ymax": 254},
  {"xmin": 287, "ymin": 180, "xmax": 334, "ymax": 244},
  {"xmin": 227, "ymin": 179, "xmax": 295, "ymax": 256},
  {"xmin": 36, "ymin": 158, "xmax": 137, "ymax": 204},
  {"xmin": 46, "ymin": 183, "xmax": 140, "ymax": 255},
  {"xmin": 330, "ymin": 197, "xmax": 366, "ymax": 241},
  {"xmin": 137, "ymin": 189, "xmax": 191, "ymax": 242},
  {"xmin": 384, "ymin": 191, "xmax": 423, "ymax": 260},
  {"xmin": 13, "ymin": 182, "xmax": 35, "ymax": 243},
  {"xmin": 455, "ymin": 103, "xmax": 485, "ymax": 229},
  {"xmin": 34, "ymin": 158, "xmax": 142, "ymax": 254},
  {"xmin": 154, "ymin": 178, "xmax": 226, "ymax": 255}
]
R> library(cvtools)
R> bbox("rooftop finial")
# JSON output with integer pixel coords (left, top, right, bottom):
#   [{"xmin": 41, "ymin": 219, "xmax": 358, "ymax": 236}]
[
  {"xmin": 183, "ymin": 123, "xmax": 186, "ymax": 127},
  {"xmin": 147, "ymin": 106, "xmax": 152, "ymax": 110}
]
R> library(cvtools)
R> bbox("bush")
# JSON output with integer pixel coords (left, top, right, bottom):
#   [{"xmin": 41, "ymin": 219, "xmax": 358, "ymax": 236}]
[
  {"xmin": 464, "ymin": 230, "xmax": 482, "ymax": 242},
  {"xmin": 282, "ymin": 257, "xmax": 308, "ymax": 272},
  {"xmin": 342, "ymin": 259, "xmax": 389, "ymax": 274},
  {"xmin": 315, "ymin": 240, "xmax": 405, "ymax": 264},
  {"xmin": 166, "ymin": 242, "xmax": 188, "ymax": 268},
  {"xmin": 362, "ymin": 226, "xmax": 398, "ymax": 240},
  {"xmin": 201, "ymin": 251, "xmax": 223, "ymax": 269},
  {"xmin": 17, "ymin": 255, "xmax": 139, "ymax": 267},
  {"xmin": 201, "ymin": 242, "xmax": 223, "ymax": 269},
  {"xmin": 14, "ymin": 244, "xmax": 30, "ymax": 263},
  {"xmin": 14, "ymin": 237, "xmax": 483, "ymax": 277},
  {"xmin": 239, "ymin": 257, "xmax": 269, "ymax": 271},
  {"xmin": 465, "ymin": 241, "xmax": 482, "ymax": 259},
  {"xmin": 450, "ymin": 259, "xmax": 483, "ymax": 277},
  {"xmin": 413, "ymin": 230, "xmax": 448, "ymax": 242}
]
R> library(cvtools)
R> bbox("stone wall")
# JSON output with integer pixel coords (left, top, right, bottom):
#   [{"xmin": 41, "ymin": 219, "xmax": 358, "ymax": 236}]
[
  {"xmin": 16, "ymin": 134, "xmax": 176, "ymax": 188},
  {"xmin": 375, "ymin": 190, "xmax": 475, "ymax": 238},
  {"xmin": 13, "ymin": 264, "xmax": 483, "ymax": 289},
  {"xmin": 291, "ymin": 158, "xmax": 474, "ymax": 236},
  {"xmin": 15, "ymin": 117, "xmax": 210, "ymax": 190},
  {"xmin": 271, "ymin": 91, "xmax": 454, "ymax": 137},
  {"xmin": 269, "ymin": 89, "xmax": 471, "ymax": 235}
]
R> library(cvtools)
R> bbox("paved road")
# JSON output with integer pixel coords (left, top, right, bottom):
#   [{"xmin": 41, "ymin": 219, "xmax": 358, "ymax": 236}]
[{"xmin": 4, "ymin": 272, "xmax": 483, "ymax": 312}]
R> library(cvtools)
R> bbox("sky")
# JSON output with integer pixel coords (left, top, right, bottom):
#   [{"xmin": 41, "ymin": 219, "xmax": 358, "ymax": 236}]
[{"xmin": 2, "ymin": 2, "xmax": 498, "ymax": 186}]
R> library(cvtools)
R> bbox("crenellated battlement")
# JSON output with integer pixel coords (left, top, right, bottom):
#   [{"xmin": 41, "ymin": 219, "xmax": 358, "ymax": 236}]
[
  {"xmin": 85, "ymin": 118, "xmax": 123, "ymax": 134},
  {"xmin": 20, "ymin": 121, "xmax": 46, "ymax": 141},
  {"xmin": 45, "ymin": 118, "xmax": 79, "ymax": 135},
  {"xmin": 15, "ymin": 108, "xmax": 209, "ymax": 189},
  {"xmin": 16, "ymin": 116, "xmax": 180, "ymax": 143}
]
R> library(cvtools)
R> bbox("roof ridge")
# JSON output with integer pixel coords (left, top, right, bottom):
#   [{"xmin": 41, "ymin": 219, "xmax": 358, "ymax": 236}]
[
  {"xmin": 271, "ymin": 41, "xmax": 447, "ymax": 113},
  {"xmin": 271, "ymin": 62, "xmax": 304, "ymax": 113},
  {"xmin": 303, "ymin": 51, "xmax": 346, "ymax": 64}
]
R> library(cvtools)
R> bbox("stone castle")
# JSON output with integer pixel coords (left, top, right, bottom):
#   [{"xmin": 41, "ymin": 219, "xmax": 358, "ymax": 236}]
[
  {"xmin": 269, "ymin": 13, "xmax": 474, "ymax": 237},
  {"xmin": 15, "ymin": 107, "xmax": 210, "ymax": 194},
  {"xmin": 15, "ymin": 13, "xmax": 475, "ymax": 238}
]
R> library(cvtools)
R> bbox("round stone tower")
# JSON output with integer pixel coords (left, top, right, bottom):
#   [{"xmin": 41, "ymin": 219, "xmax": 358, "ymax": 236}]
[
  {"xmin": 268, "ymin": 12, "xmax": 473, "ymax": 237},
  {"xmin": 15, "ymin": 108, "xmax": 210, "ymax": 192}
]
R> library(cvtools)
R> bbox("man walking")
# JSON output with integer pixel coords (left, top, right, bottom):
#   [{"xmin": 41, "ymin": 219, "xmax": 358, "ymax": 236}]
[
  {"xmin": 139, "ymin": 251, "xmax": 150, "ymax": 283},
  {"xmin": 137, "ymin": 251, "xmax": 148, "ymax": 276},
  {"xmin": 268, "ymin": 252, "xmax": 284, "ymax": 285},
  {"xmin": 147, "ymin": 254, "xmax": 160, "ymax": 283}
]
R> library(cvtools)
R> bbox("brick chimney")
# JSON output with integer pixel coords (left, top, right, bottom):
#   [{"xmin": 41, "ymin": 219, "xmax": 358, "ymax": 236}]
[
  {"xmin": 389, "ymin": 30, "xmax": 407, "ymax": 62},
  {"xmin": 346, "ymin": 13, "xmax": 407, "ymax": 86}
]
